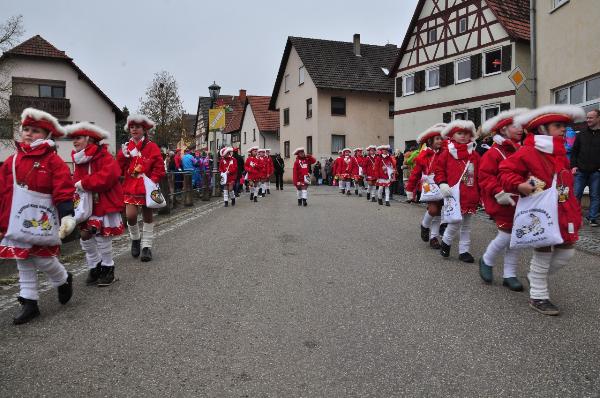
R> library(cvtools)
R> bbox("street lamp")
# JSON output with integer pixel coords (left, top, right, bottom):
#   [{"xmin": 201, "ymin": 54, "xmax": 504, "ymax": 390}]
[{"xmin": 208, "ymin": 81, "xmax": 221, "ymax": 197}]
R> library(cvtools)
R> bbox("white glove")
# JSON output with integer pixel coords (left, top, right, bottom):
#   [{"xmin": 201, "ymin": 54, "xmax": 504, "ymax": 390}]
[
  {"xmin": 494, "ymin": 190, "xmax": 516, "ymax": 206},
  {"xmin": 406, "ymin": 191, "xmax": 414, "ymax": 201},
  {"xmin": 59, "ymin": 215, "xmax": 76, "ymax": 240},
  {"xmin": 74, "ymin": 180, "xmax": 83, "ymax": 191},
  {"xmin": 439, "ymin": 183, "xmax": 452, "ymax": 198}
]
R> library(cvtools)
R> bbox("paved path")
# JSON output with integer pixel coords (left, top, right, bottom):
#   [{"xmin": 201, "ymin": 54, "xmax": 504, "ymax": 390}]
[{"xmin": 1, "ymin": 187, "xmax": 599, "ymax": 397}]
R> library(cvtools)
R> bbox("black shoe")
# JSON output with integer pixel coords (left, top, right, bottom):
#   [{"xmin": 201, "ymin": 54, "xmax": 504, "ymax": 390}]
[
  {"xmin": 262, "ymin": 193, "xmax": 266, "ymax": 198},
  {"xmin": 385, "ymin": 201, "xmax": 390, "ymax": 206},
  {"xmin": 367, "ymin": 193, "xmax": 371, "ymax": 200},
  {"xmin": 13, "ymin": 297, "xmax": 40, "ymax": 325},
  {"xmin": 280, "ymin": 187, "xmax": 283, "ymax": 191},
  {"xmin": 253, "ymin": 196, "xmax": 258, "ymax": 203},
  {"xmin": 590, "ymin": 219, "xmax": 598, "ymax": 227},
  {"xmin": 258, "ymin": 189, "xmax": 263, "ymax": 196},
  {"xmin": 529, "ymin": 299, "xmax": 559, "ymax": 316},
  {"xmin": 57, "ymin": 272, "xmax": 73, "ymax": 305},
  {"xmin": 355, "ymin": 190, "xmax": 359, "ymax": 195},
  {"xmin": 347, "ymin": 191, "xmax": 352, "ymax": 196},
  {"xmin": 224, "ymin": 201, "xmax": 228, "ymax": 207},
  {"xmin": 378, "ymin": 198, "xmax": 383, "ymax": 205},
  {"xmin": 131, "ymin": 239, "xmax": 141, "ymax": 258},
  {"xmin": 439, "ymin": 223, "xmax": 448, "ymax": 237},
  {"xmin": 502, "ymin": 277, "xmax": 523, "ymax": 292},
  {"xmin": 298, "ymin": 199, "xmax": 302, "ymax": 206},
  {"xmin": 429, "ymin": 237, "xmax": 441, "ymax": 249},
  {"xmin": 97, "ymin": 266, "xmax": 116, "ymax": 287},
  {"xmin": 250, "ymin": 193, "xmax": 254, "ymax": 201},
  {"xmin": 267, "ymin": 189, "xmax": 271, "ymax": 194},
  {"xmin": 302, "ymin": 199, "xmax": 307, "ymax": 207},
  {"xmin": 235, "ymin": 193, "xmax": 240, "ymax": 197},
  {"xmin": 440, "ymin": 241, "xmax": 451, "ymax": 258},
  {"xmin": 231, "ymin": 198, "xmax": 235, "ymax": 206},
  {"xmin": 86, "ymin": 262, "xmax": 101, "ymax": 285},
  {"xmin": 479, "ymin": 258, "xmax": 493, "ymax": 283},
  {"xmin": 341, "ymin": 189, "xmax": 346, "ymax": 194},
  {"xmin": 371, "ymin": 197, "xmax": 376, "ymax": 202},
  {"xmin": 459, "ymin": 252, "xmax": 475, "ymax": 263},
  {"xmin": 141, "ymin": 247, "xmax": 152, "ymax": 262},
  {"xmin": 420, "ymin": 225, "xmax": 430, "ymax": 242}
]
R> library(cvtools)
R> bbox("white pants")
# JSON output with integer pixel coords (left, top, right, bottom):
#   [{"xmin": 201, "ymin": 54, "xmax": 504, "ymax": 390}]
[
  {"xmin": 17, "ymin": 257, "xmax": 68, "ymax": 301},
  {"xmin": 80, "ymin": 236, "xmax": 115, "ymax": 268},
  {"xmin": 339, "ymin": 180, "xmax": 344, "ymax": 191},
  {"xmin": 369, "ymin": 185, "xmax": 376, "ymax": 197},
  {"xmin": 442, "ymin": 214, "xmax": 473, "ymax": 254},
  {"xmin": 482, "ymin": 230, "xmax": 521, "ymax": 278},
  {"xmin": 422, "ymin": 212, "xmax": 441, "ymax": 239},
  {"xmin": 377, "ymin": 186, "xmax": 390, "ymax": 201},
  {"xmin": 141, "ymin": 222, "xmax": 155, "ymax": 249},
  {"xmin": 296, "ymin": 189, "xmax": 308, "ymax": 199},
  {"xmin": 529, "ymin": 248, "xmax": 574, "ymax": 300}
]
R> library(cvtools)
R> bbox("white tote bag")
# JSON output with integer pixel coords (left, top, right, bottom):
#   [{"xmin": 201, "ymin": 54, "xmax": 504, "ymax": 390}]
[
  {"xmin": 5, "ymin": 155, "xmax": 61, "ymax": 245},
  {"xmin": 510, "ymin": 175, "xmax": 563, "ymax": 249},
  {"xmin": 441, "ymin": 161, "xmax": 470, "ymax": 224},
  {"xmin": 220, "ymin": 172, "xmax": 228, "ymax": 185},
  {"xmin": 74, "ymin": 164, "xmax": 93, "ymax": 224},
  {"xmin": 420, "ymin": 174, "xmax": 442, "ymax": 202},
  {"xmin": 303, "ymin": 174, "xmax": 311, "ymax": 185},
  {"xmin": 143, "ymin": 174, "xmax": 166, "ymax": 209}
]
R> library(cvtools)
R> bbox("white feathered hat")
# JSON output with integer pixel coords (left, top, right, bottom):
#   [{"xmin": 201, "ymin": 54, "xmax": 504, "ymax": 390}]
[
  {"xmin": 125, "ymin": 114, "xmax": 155, "ymax": 132},
  {"xmin": 65, "ymin": 122, "xmax": 110, "ymax": 141},
  {"xmin": 376, "ymin": 144, "xmax": 391, "ymax": 151},
  {"xmin": 481, "ymin": 108, "xmax": 528, "ymax": 135},
  {"xmin": 293, "ymin": 147, "xmax": 305, "ymax": 155},
  {"xmin": 441, "ymin": 120, "xmax": 477, "ymax": 139},
  {"xmin": 366, "ymin": 145, "xmax": 377, "ymax": 151},
  {"xmin": 417, "ymin": 123, "xmax": 447, "ymax": 144},
  {"xmin": 353, "ymin": 147, "xmax": 363, "ymax": 153},
  {"xmin": 514, "ymin": 105, "xmax": 586, "ymax": 133},
  {"xmin": 247, "ymin": 146, "xmax": 259, "ymax": 153},
  {"xmin": 219, "ymin": 146, "xmax": 233, "ymax": 157},
  {"xmin": 342, "ymin": 147, "xmax": 351, "ymax": 153},
  {"xmin": 21, "ymin": 107, "xmax": 65, "ymax": 138}
]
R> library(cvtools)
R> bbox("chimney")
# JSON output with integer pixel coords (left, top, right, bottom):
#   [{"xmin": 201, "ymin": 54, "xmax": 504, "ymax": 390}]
[
  {"xmin": 239, "ymin": 89, "xmax": 247, "ymax": 103},
  {"xmin": 353, "ymin": 33, "xmax": 361, "ymax": 57}
]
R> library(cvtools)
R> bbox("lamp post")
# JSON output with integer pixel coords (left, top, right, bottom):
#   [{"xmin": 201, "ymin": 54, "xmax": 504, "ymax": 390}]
[{"xmin": 208, "ymin": 81, "xmax": 221, "ymax": 197}]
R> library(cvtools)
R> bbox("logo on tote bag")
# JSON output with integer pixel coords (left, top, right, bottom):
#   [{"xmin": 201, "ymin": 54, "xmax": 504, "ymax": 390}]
[
  {"xmin": 150, "ymin": 189, "xmax": 164, "ymax": 204},
  {"xmin": 22, "ymin": 209, "xmax": 52, "ymax": 231}
]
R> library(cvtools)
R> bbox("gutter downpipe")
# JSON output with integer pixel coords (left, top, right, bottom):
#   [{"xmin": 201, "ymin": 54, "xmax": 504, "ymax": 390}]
[{"xmin": 530, "ymin": 0, "xmax": 537, "ymax": 108}]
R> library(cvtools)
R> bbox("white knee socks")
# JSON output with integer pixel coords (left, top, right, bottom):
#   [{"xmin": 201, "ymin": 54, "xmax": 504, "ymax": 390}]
[
  {"xmin": 384, "ymin": 187, "xmax": 390, "ymax": 201},
  {"xmin": 482, "ymin": 230, "xmax": 520, "ymax": 278},
  {"xmin": 377, "ymin": 186, "xmax": 383, "ymax": 199},
  {"xmin": 128, "ymin": 222, "xmax": 140, "ymax": 241},
  {"xmin": 339, "ymin": 180, "xmax": 344, "ymax": 191},
  {"xmin": 224, "ymin": 189, "xmax": 229, "ymax": 202},
  {"xmin": 18, "ymin": 257, "xmax": 68, "ymax": 300},
  {"xmin": 302, "ymin": 190, "xmax": 308, "ymax": 199},
  {"xmin": 96, "ymin": 236, "xmax": 114, "ymax": 267},
  {"xmin": 141, "ymin": 222, "xmax": 154, "ymax": 249},
  {"xmin": 430, "ymin": 216, "xmax": 441, "ymax": 239},
  {"xmin": 80, "ymin": 238, "xmax": 101, "ymax": 268},
  {"xmin": 549, "ymin": 248, "xmax": 574, "ymax": 274},
  {"xmin": 528, "ymin": 251, "xmax": 553, "ymax": 300},
  {"xmin": 422, "ymin": 212, "xmax": 433, "ymax": 228},
  {"xmin": 442, "ymin": 214, "xmax": 472, "ymax": 253},
  {"xmin": 297, "ymin": 190, "xmax": 302, "ymax": 199}
]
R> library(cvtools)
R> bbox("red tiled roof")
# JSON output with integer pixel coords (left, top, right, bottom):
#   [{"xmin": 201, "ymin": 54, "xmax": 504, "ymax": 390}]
[
  {"xmin": 486, "ymin": 0, "xmax": 530, "ymax": 42},
  {"xmin": 223, "ymin": 95, "xmax": 246, "ymax": 134},
  {"xmin": 1, "ymin": 35, "xmax": 122, "ymax": 116},
  {"xmin": 5, "ymin": 35, "xmax": 71, "ymax": 59},
  {"xmin": 247, "ymin": 96, "xmax": 279, "ymax": 133}
]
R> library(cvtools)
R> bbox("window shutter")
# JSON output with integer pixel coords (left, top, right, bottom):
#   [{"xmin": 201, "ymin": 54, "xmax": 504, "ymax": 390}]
[
  {"xmin": 445, "ymin": 62, "xmax": 454, "ymax": 85},
  {"xmin": 396, "ymin": 77, "xmax": 402, "ymax": 97},
  {"xmin": 414, "ymin": 70, "xmax": 425, "ymax": 93},
  {"xmin": 443, "ymin": 112, "xmax": 451, "ymax": 123},
  {"xmin": 500, "ymin": 102, "xmax": 511, "ymax": 112},
  {"xmin": 501, "ymin": 44, "xmax": 512, "ymax": 72},
  {"xmin": 467, "ymin": 107, "xmax": 482, "ymax": 128},
  {"xmin": 439, "ymin": 64, "xmax": 447, "ymax": 87},
  {"xmin": 470, "ymin": 53, "xmax": 482, "ymax": 80}
]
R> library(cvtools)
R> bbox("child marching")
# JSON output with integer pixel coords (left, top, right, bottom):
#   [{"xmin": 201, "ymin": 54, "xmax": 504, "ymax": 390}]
[
  {"xmin": 219, "ymin": 146, "xmax": 238, "ymax": 207},
  {"xmin": 500, "ymin": 105, "xmax": 585, "ymax": 315},
  {"xmin": 374, "ymin": 145, "xmax": 395, "ymax": 206},
  {"xmin": 478, "ymin": 110, "xmax": 527, "ymax": 291},
  {"xmin": 67, "ymin": 122, "xmax": 124, "ymax": 287},
  {"xmin": 257, "ymin": 148, "xmax": 268, "ymax": 197},
  {"xmin": 333, "ymin": 150, "xmax": 344, "ymax": 194},
  {"xmin": 339, "ymin": 148, "xmax": 358, "ymax": 196},
  {"xmin": 353, "ymin": 148, "xmax": 366, "ymax": 197},
  {"xmin": 245, "ymin": 146, "xmax": 262, "ymax": 202},
  {"xmin": 117, "ymin": 114, "xmax": 166, "ymax": 262},
  {"xmin": 405, "ymin": 123, "xmax": 446, "ymax": 249},
  {"xmin": 0, "ymin": 108, "xmax": 76, "ymax": 324},
  {"xmin": 364, "ymin": 145, "xmax": 378, "ymax": 202},
  {"xmin": 265, "ymin": 149, "xmax": 274, "ymax": 194},
  {"xmin": 435, "ymin": 120, "xmax": 480, "ymax": 262},
  {"xmin": 292, "ymin": 147, "xmax": 316, "ymax": 206}
]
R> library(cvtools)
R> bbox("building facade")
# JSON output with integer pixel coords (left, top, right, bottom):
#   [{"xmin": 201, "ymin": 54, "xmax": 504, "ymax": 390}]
[
  {"xmin": 239, "ymin": 96, "xmax": 279, "ymax": 154},
  {"xmin": 392, "ymin": 0, "xmax": 532, "ymax": 148},
  {"xmin": 0, "ymin": 35, "xmax": 122, "ymax": 164}
]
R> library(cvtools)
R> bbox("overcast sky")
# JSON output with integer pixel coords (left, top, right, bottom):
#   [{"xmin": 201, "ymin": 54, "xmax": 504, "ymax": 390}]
[{"xmin": 3, "ymin": 0, "xmax": 418, "ymax": 114}]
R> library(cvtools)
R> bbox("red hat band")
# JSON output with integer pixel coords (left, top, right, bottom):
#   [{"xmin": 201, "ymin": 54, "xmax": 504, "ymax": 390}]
[
  {"xmin": 22, "ymin": 116, "xmax": 59, "ymax": 137},
  {"xmin": 527, "ymin": 113, "xmax": 573, "ymax": 131}
]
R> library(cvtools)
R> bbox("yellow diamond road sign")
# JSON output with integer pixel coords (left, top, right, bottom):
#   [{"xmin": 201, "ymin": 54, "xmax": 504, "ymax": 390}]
[
  {"xmin": 209, "ymin": 108, "xmax": 225, "ymax": 131},
  {"xmin": 509, "ymin": 66, "xmax": 526, "ymax": 90}
]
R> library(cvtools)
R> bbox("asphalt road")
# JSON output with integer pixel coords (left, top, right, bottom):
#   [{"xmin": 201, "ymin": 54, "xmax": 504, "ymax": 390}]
[{"xmin": 1, "ymin": 186, "xmax": 599, "ymax": 397}]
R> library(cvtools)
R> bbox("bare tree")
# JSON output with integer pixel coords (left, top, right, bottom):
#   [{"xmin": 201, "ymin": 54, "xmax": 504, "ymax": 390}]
[
  {"xmin": 0, "ymin": 15, "xmax": 24, "ymax": 144},
  {"xmin": 139, "ymin": 71, "xmax": 184, "ymax": 148},
  {"xmin": 0, "ymin": 15, "xmax": 24, "ymax": 52}
]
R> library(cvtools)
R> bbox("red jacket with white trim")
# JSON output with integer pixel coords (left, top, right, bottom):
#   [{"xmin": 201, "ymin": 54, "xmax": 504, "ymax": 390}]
[{"xmin": 292, "ymin": 155, "xmax": 316, "ymax": 186}]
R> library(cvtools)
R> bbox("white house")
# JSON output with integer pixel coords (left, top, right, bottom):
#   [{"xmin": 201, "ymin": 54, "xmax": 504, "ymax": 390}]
[
  {"xmin": 239, "ymin": 95, "xmax": 279, "ymax": 154},
  {"xmin": 0, "ymin": 35, "xmax": 122, "ymax": 164},
  {"xmin": 392, "ymin": 0, "xmax": 532, "ymax": 149}
]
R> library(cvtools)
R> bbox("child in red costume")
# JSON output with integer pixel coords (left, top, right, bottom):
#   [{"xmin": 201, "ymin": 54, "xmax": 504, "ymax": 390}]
[
  {"xmin": 265, "ymin": 149, "xmax": 274, "ymax": 194},
  {"xmin": 67, "ymin": 122, "xmax": 124, "ymax": 287},
  {"xmin": 333, "ymin": 150, "xmax": 345, "ymax": 193},
  {"xmin": 435, "ymin": 120, "xmax": 480, "ymax": 262},
  {"xmin": 406, "ymin": 123, "xmax": 446, "ymax": 249},
  {"xmin": 256, "ymin": 148, "xmax": 268, "ymax": 197},
  {"xmin": 364, "ymin": 145, "xmax": 378, "ymax": 202},
  {"xmin": 292, "ymin": 147, "xmax": 316, "ymax": 206},
  {"xmin": 337, "ymin": 148, "xmax": 356, "ymax": 196},
  {"xmin": 478, "ymin": 109, "xmax": 528, "ymax": 291},
  {"xmin": 245, "ymin": 146, "xmax": 261, "ymax": 202},
  {"xmin": 117, "ymin": 114, "xmax": 165, "ymax": 262},
  {"xmin": 500, "ymin": 105, "xmax": 585, "ymax": 315},
  {"xmin": 219, "ymin": 146, "xmax": 238, "ymax": 207},
  {"xmin": 0, "ymin": 108, "xmax": 76, "ymax": 324},
  {"xmin": 352, "ymin": 148, "xmax": 366, "ymax": 197},
  {"xmin": 374, "ymin": 145, "xmax": 395, "ymax": 206}
]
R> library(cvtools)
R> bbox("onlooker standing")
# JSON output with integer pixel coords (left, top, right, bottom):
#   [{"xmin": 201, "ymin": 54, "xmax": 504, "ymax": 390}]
[
  {"xmin": 233, "ymin": 148, "xmax": 245, "ymax": 196},
  {"xmin": 313, "ymin": 161, "xmax": 322, "ymax": 185},
  {"xmin": 570, "ymin": 109, "xmax": 600, "ymax": 227},
  {"xmin": 273, "ymin": 153, "xmax": 285, "ymax": 190}
]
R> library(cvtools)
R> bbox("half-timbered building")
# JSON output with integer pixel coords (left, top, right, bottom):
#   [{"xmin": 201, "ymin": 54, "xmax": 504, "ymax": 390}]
[{"xmin": 392, "ymin": 0, "xmax": 531, "ymax": 148}]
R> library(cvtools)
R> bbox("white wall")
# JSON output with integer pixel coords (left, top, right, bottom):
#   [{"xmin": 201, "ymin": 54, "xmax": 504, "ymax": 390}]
[{"xmin": 0, "ymin": 57, "xmax": 118, "ymax": 165}]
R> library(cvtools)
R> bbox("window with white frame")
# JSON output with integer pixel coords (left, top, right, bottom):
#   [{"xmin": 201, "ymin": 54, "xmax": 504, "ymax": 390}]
[
  {"xmin": 552, "ymin": 0, "xmax": 569, "ymax": 10},
  {"xmin": 554, "ymin": 76, "xmax": 600, "ymax": 112},
  {"xmin": 483, "ymin": 48, "xmax": 502, "ymax": 76},
  {"xmin": 426, "ymin": 67, "xmax": 440, "ymax": 90},
  {"xmin": 404, "ymin": 74, "xmax": 415, "ymax": 95},
  {"xmin": 456, "ymin": 58, "xmax": 471, "ymax": 83},
  {"xmin": 284, "ymin": 74, "xmax": 290, "ymax": 92},
  {"xmin": 331, "ymin": 134, "xmax": 346, "ymax": 154},
  {"xmin": 428, "ymin": 29, "xmax": 437, "ymax": 43},
  {"xmin": 453, "ymin": 110, "xmax": 468, "ymax": 120},
  {"xmin": 458, "ymin": 17, "xmax": 468, "ymax": 34},
  {"xmin": 299, "ymin": 66, "xmax": 305, "ymax": 85},
  {"xmin": 482, "ymin": 104, "xmax": 501, "ymax": 122}
]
